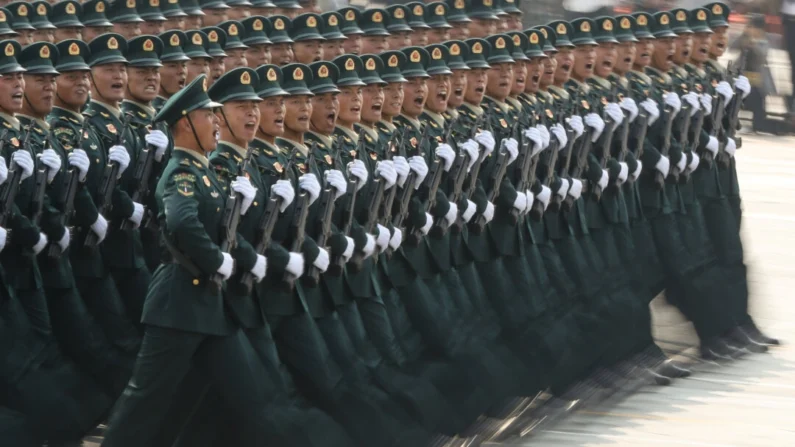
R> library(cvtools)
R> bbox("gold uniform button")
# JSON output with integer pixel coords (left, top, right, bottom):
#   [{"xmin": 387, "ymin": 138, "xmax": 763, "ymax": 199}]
[{"xmin": 192, "ymin": 279, "xmax": 200, "ymax": 286}]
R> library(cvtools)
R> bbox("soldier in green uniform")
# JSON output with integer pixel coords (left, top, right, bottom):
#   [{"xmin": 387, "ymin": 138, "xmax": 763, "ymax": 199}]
[
  {"xmin": 241, "ymin": 15, "xmax": 270, "ymax": 68},
  {"xmin": 0, "ymin": 7, "xmax": 18, "ymax": 42},
  {"xmin": 501, "ymin": 0, "xmax": 522, "ymax": 32},
  {"xmin": 358, "ymin": 8, "xmax": 390, "ymax": 55},
  {"xmin": 466, "ymin": 0, "xmax": 498, "ymax": 39},
  {"xmin": 30, "ymin": 1, "xmax": 55, "ymax": 44},
  {"xmin": 225, "ymin": 0, "xmax": 253, "ymax": 21},
  {"xmin": 203, "ymin": 26, "xmax": 228, "ymax": 85},
  {"xmin": 106, "ymin": 0, "xmax": 142, "ymax": 41},
  {"xmin": 184, "ymin": 30, "xmax": 212, "ymax": 83},
  {"xmin": 79, "ymin": 0, "xmax": 114, "ymax": 44},
  {"xmin": 321, "ymin": 11, "xmax": 346, "ymax": 60},
  {"xmin": 199, "ymin": 0, "xmax": 230, "ymax": 27},
  {"xmin": 386, "ymin": 4, "xmax": 412, "ymax": 50},
  {"xmin": 137, "ymin": 0, "xmax": 167, "ymax": 36},
  {"xmin": 338, "ymin": 6, "xmax": 363, "ymax": 55},
  {"xmin": 217, "ymin": 20, "xmax": 249, "ymax": 70},
  {"xmin": 425, "ymin": 2, "xmax": 451, "ymax": 45},
  {"xmin": 161, "ymin": 0, "xmax": 188, "ymax": 32},
  {"xmin": 51, "ymin": 0, "xmax": 84, "ymax": 42},
  {"xmin": 267, "ymin": 15, "xmax": 295, "ymax": 65},
  {"xmin": 290, "ymin": 12, "xmax": 323, "ymax": 64},
  {"xmin": 5, "ymin": 2, "xmax": 34, "ymax": 48},
  {"xmin": 272, "ymin": 0, "xmax": 302, "ymax": 20},
  {"xmin": 445, "ymin": 0, "xmax": 471, "ymax": 41},
  {"xmin": 153, "ymin": 30, "xmax": 189, "ymax": 111},
  {"xmin": 251, "ymin": 0, "xmax": 278, "ymax": 18},
  {"xmin": 406, "ymin": 3, "xmax": 429, "ymax": 46}
]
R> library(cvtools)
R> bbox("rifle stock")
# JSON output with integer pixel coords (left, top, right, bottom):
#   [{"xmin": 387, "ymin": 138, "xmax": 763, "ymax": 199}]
[{"xmin": 281, "ymin": 145, "xmax": 316, "ymax": 292}]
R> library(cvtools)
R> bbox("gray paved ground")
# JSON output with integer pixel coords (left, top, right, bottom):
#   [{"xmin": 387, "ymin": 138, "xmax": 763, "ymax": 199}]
[{"xmin": 83, "ymin": 133, "xmax": 795, "ymax": 446}]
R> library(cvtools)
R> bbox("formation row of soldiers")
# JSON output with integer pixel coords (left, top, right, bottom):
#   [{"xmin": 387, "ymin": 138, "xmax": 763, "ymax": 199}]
[{"xmin": 0, "ymin": 0, "xmax": 780, "ymax": 446}]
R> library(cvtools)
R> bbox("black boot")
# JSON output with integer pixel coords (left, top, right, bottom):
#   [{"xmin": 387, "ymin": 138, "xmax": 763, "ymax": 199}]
[
  {"xmin": 742, "ymin": 322, "xmax": 780, "ymax": 346},
  {"xmin": 656, "ymin": 361, "xmax": 692, "ymax": 379},
  {"xmin": 725, "ymin": 327, "xmax": 768, "ymax": 353}
]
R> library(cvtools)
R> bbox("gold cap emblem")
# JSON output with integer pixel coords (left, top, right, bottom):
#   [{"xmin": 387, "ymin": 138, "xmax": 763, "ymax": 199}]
[
  {"xmin": 68, "ymin": 42, "xmax": 80, "ymax": 56},
  {"xmin": 241, "ymin": 70, "xmax": 251, "ymax": 85},
  {"xmin": 293, "ymin": 67, "xmax": 304, "ymax": 80},
  {"xmin": 307, "ymin": 16, "xmax": 317, "ymax": 27},
  {"xmin": 388, "ymin": 54, "xmax": 398, "ymax": 67},
  {"xmin": 66, "ymin": 3, "xmax": 76, "ymax": 14},
  {"xmin": 17, "ymin": 4, "xmax": 27, "ymax": 16},
  {"xmin": 365, "ymin": 57, "xmax": 376, "ymax": 70},
  {"xmin": 529, "ymin": 32, "xmax": 539, "ymax": 44},
  {"xmin": 410, "ymin": 50, "xmax": 421, "ymax": 62},
  {"xmin": 328, "ymin": 15, "xmax": 338, "ymax": 26},
  {"xmin": 345, "ymin": 10, "xmax": 355, "ymax": 21},
  {"xmin": 151, "ymin": 0, "xmax": 160, "ymax": 6},
  {"xmin": 96, "ymin": 1, "xmax": 105, "ymax": 13},
  {"xmin": 372, "ymin": 11, "xmax": 382, "ymax": 23},
  {"xmin": 556, "ymin": 23, "xmax": 567, "ymax": 35},
  {"xmin": 127, "ymin": 0, "xmax": 135, "ymax": 8},
  {"xmin": 202, "ymin": 77, "xmax": 208, "ymax": 92},
  {"xmin": 40, "ymin": 45, "xmax": 50, "ymax": 59},
  {"xmin": 538, "ymin": 28, "xmax": 548, "ymax": 38},
  {"xmin": 208, "ymin": 30, "xmax": 218, "ymax": 42},
  {"xmin": 637, "ymin": 15, "xmax": 647, "ymax": 26},
  {"xmin": 229, "ymin": 24, "xmax": 238, "ymax": 35},
  {"xmin": 432, "ymin": 47, "xmax": 442, "ymax": 59},
  {"xmin": 455, "ymin": 0, "xmax": 464, "ymax": 8},
  {"xmin": 435, "ymin": 5, "xmax": 444, "ymax": 15},
  {"xmin": 449, "ymin": 44, "xmax": 460, "ymax": 56},
  {"xmin": 472, "ymin": 42, "xmax": 482, "ymax": 53},
  {"xmin": 580, "ymin": 21, "xmax": 591, "ymax": 32},
  {"xmin": 620, "ymin": 18, "xmax": 630, "ymax": 29},
  {"xmin": 495, "ymin": 37, "xmax": 505, "ymax": 49},
  {"xmin": 413, "ymin": 5, "xmax": 423, "ymax": 15},
  {"xmin": 267, "ymin": 68, "xmax": 277, "ymax": 81},
  {"xmin": 603, "ymin": 20, "xmax": 613, "ymax": 31},
  {"xmin": 108, "ymin": 37, "xmax": 119, "ymax": 50},
  {"xmin": 192, "ymin": 33, "xmax": 203, "ymax": 45},
  {"xmin": 170, "ymin": 33, "xmax": 180, "ymax": 46},
  {"xmin": 676, "ymin": 11, "xmax": 686, "ymax": 21},
  {"xmin": 4, "ymin": 43, "xmax": 13, "ymax": 57},
  {"xmin": 274, "ymin": 19, "xmax": 284, "ymax": 30},
  {"xmin": 697, "ymin": 10, "xmax": 707, "ymax": 21},
  {"xmin": 143, "ymin": 38, "xmax": 154, "ymax": 51},
  {"xmin": 712, "ymin": 4, "xmax": 722, "ymax": 15},
  {"xmin": 318, "ymin": 64, "xmax": 329, "ymax": 78},
  {"xmin": 37, "ymin": 4, "xmax": 46, "ymax": 16},
  {"xmin": 483, "ymin": 0, "xmax": 492, "ymax": 6},
  {"xmin": 512, "ymin": 34, "xmax": 521, "ymax": 46},
  {"xmin": 344, "ymin": 58, "xmax": 355, "ymax": 70},
  {"xmin": 394, "ymin": 8, "xmax": 405, "ymax": 19},
  {"xmin": 660, "ymin": 14, "xmax": 669, "ymax": 25},
  {"xmin": 253, "ymin": 19, "xmax": 263, "ymax": 31}
]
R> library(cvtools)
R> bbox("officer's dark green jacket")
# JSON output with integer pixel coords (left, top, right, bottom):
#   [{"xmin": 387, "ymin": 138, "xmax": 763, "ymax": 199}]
[
  {"xmin": 606, "ymin": 73, "xmax": 644, "ymax": 224},
  {"xmin": 685, "ymin": 63, "xmax": 723, "ymax": 200},
  {"xmin": 704, "ymin": 58, "xmax": 740, "ymax": 201}
]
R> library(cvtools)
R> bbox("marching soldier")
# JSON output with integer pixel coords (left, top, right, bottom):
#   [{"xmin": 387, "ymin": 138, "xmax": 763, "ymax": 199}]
[
  {"xmin": 162, "ymin": 0, "xmax": 188, "ymax": 32},
  {"xmin": 338, "ymin": 6, "xmax": 363, "ymax": 55},
  {"xmin": 467, "ymin": 0, "xmax": 497, "ymax": 39},
  {"xmin": 406, "ymin": 3, "xmax": 429, "ymax": 46},
  {"xmin": 358, "ymin": 8, "xmax": 390, "ymax": 55},
  {"xmin": 51, "ymin": 0, "xmax": 84, "ymax": 42},
  {"xmin": 107, "ymin": 0, "xmax": 142, "ymax": 41},
  {"xmin": 204, "ymin": 26, "xmax": 227, "ymax": 85},
  {"xmin": 320, "ymin": 11, "xmax": 346, "ymax": 60},
  {"xmin": 267, "ymin": 15, "xmax": 295, "ymax": 65},
  {"xmin": 218, "ymin": 19, "xmax": 249, "ymax": 70},
  {"xmin": 445, "ymin": 0, "xmax": 471, "ymax": 41},
  {"xmin": 79, "ymin": 0, "xmax": 113, "ymax": 44},
  {"xmin": 199, "ymin": 0, "xmax": 230, "ymax": 27},
  {"xmin": 137, "ymin": 0, "xmax": 167, "ymax": 36},
  {"xmin": 241, "ymin": 15, "xmax": 270, "ymax": 68},
  {"xmin": 290, "ymin": 12, "xmax": 323, "ymax": 64},
  {"xmin": 30, "ymin": 1, "xmax": 55, "ymax": 44},
  {"xmin": 425, "ymin": 2, "xmax": 451, "ymax": 45},
  {"xmin": 6, "ymin": 1, "xmax": 34, "ymax": 47},
  {"xmin": 154, "ymin": 30, "xmax": 189, "ymax": 110},
  {"xmin": 386, "ymin": 5, "xmax": 412, "ymax": 50}
]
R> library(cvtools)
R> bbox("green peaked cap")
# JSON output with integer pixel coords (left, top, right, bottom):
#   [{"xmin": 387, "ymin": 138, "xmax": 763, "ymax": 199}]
[
  {"xmin": 51, "ymin": 1, "xmax": 84, "ymax": 28},
  {"xmin": 401, "ymin": 46, "xmax": 430, "ymax": 78},
  {"xmin": 154, "ymin": 74, "xmax": 222, "ymax": 126},
  {"xmin": 333, "ymin": 54, "xmax": 366, "ymax": 86},
  {"xmin": 158, "ymin": 30, "xmax": 191, "ymax": 61},
  {"xmin": 19, "ymin": 41, "xmax": 58, "ymax": 74},
  {"xmin": 209, "ymin": 67, "xmax": 262, "ymax": 103},
  {"xmin": 444, "ymin": 40, "xmax": 470, "ymax": 70},
  {"xmin": 464, "ymin": 37, "xmax": 490, "ymax": 68},
  {"xmin": 185, "ymin": 30, "xmax": 211, "ymax": 59},
  {"xmin": 88, "ymin": 33, "xmax": 128, "ymax": 66},
  {"xmin": 379, "ymin": 50, "xmax": 408, "ymax": 83},
  {"xmin": 688, "ymin": 8, "xmax": 714, "ymax": 34},
  {"xmin": 55, "ymin": 39, "xmax": 90, "ymax": 72},
  {"xmin": 359, "ymin": 53, "xmax": 386, "ymax": 84},
  {"xmin": 255, "ymin": 64, "xmax": 289, "ymax": 98},
  {"xmin": 307, "ymin": 61, "xmax": 339, "ymax": 94},
  {"xmin": 280, "ymin": 63, "xmax": 313, "ymax": 96},
  {"xmin": 125, "ymin": 34, "xmax": 163, "ymax": 67},
  {"xmin": 80, "ymin": 0, "xmax": 113, "ymax": 28},
  {"xmin": 202, "ymin": 27, "xmax": 227, "ymax": 57}
]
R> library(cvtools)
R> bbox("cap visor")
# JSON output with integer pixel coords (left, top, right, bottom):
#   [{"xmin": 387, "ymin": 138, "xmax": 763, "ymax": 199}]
[
  {"xmin": 386, "ymin": 25, "xmax": 412, "ymax": 32},
  {"xmin": 381, "ymin": 74, "xmax": 407, "ymax": 83},
  {"xmin": 218, "ymin": 92, "xmax": 262, "ymax": 103},
  {"xmin": 571, "ymin": 38, "xmax": 597, "ymax": 46},
  {"xmin": 163, "ymin": 11, "xmax": 189, "ymax": 18},
  {"xmin": 322, "ymin": 33, "xmax": 347, "ymax": 40},
  {"xmin": 525, "ymin": 50, "xmax": 546, "ymax": 58},
  {"xmin": 258, "ymin": 87, "xmax": 290, "ymax": 97},
  {"xmin": 486, "ymin": 56, "xmax": 514, "ymax": 64},
  {"xmin": 33, "ymin": 23, "xmax": 57, "ymax": 30},
  {"xmin": 363, "ymin": 29, "xmax": 391, "ymax": 36},
  {"xmin": 447, "ymin": 63, "xmax": 469, "ymax": 70},
  {"xmin": 465, "ymin": 61, "xmax": 490, "ymax": 69},
  {"xmin": 361, "ymin": 76, "xmax": 386, "ymax": 85},
  {"xmin": 11, "ymin": 24, "xmax": 36, "ymax": 31},
  {"xmin": 140, "ymin": 14, "xmax": 167, "ymax": 21},
  {"xmin": 293, "ymin": 34, "xmax": 325, "ymax": 42},
  {"xmin": 594, "ymin": 37, "xmax": 619, "ymax": 44},
  {"xmin": 54, "ymin": 21, "xmax": 85, "ymax": 28},
  {"xmin": 84, "ymin": 20, "xmax": 114, "ymax": 27},
  {"xmin": 23, "ymin": 67, "xmax": 60, "ymax": 75},
  {"xmin": 130, "ymin": 60, "xmax": 164, "ymax": 68},
  {"xmin": 634, "ymin": 32, "xmax": 654, "ymax": 39},
  {"xmin": 269, "ymin": 36, "xmax": 294, "ymax": 44},
  {"xmin": 208, "ymin": 50, "xmax": 228, "ymax": 57},
  {"xmin": 113, "ymin": 16, "xmax": 145, "ymax": 23},
  {"xmin": 224, "ymin": 42, "xmax": 250, "ymax": 50},
  {"xmin": 616, "ymin": 35, "xmax": 639, "ymax": 43},
  {"xmin": 243, "ymin": 37, "xmax": 271, "ymax": 46},
  {"xmin": 337, "ymin": 79, "xmax": 367, "ymax": 87},
  {"xmin": 285, "ymin": 87, "xmax": 313, "ymax": 96},
  {"xmin": 468, "ymin": 12, "xmax": 499, "ymax": 20},
  {"xmin": 184, "ymin": 9, "xmax": 206, "ymax": 16},
  {"xmin": 403, "ymin": 70, "xmax": 429, "ymax": 78},
  {"xmin": 341, "ymin": 27, "xmax": 364, "ymax": 35},
  {"xmin": 512, "ymin": 53, "xmax": 530, "ymax": 61},
  {"xmin": 161, "ymin": 54, "xmax": 192, "ymax": 62},
  {"xmin": 56, "ymin": 62, "xmax": 90, "ymax": 72},
  {"xmin": 448, "ymin": 16, "xmax": 472, "ymax": 23},
  {"xmin": 690, "ymin": 26, "xmax": 713, "ymax": 34},
  {"xmin": 90, "ymin": 56, "xmax": 128, "ymax": 66},
  {"xmin": 673, "ymin": 27, "xmax": 693, "ymax": 34},
  {"xmin": 652, "ymin": 31, "xmax": 677, "ymax": 38},
  {"xmin": 309, "ymin": 86, "xmax": 341, "ymax": 95},
  {"xmin": 0, "ymin": 65, "xmax": 26, "ymax": 74},
  {"xmin": 426, "ymin": 67, "xmax": 453, "ymax": 75},
  {"xmin": 409, "ymin": 23, "xmax": 431, "ymax": 29}
]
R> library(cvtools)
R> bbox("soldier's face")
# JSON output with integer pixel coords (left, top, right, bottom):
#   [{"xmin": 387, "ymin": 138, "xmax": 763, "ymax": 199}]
[
  {"xmin": 651, "ymin": 37, "xmax": 675, "ymax": 71},
  {"xmin": 258, "ymin": 95, "xmax": 286, "ymax": 136},
  {"xmin": 202, "ymin": 8, "xmax": 228, "ymax": 26},
  {"xmin": 284, "ymin": 95, "xmax": 312, "ymax": 133},
  {"xmin": 554, "ymin": 47, "xmax": 573, "ymax": 85},
  {"xmin": 23, "ymin": 74, "xmax": 56, "ymax": 116},
  {"xmin": 448, "ymin": 69, "xmax": 467, "ymax": 108},
  {"xmin": 425, "ymin": 74, "xmax": 449, "ymax": 113},
  {"xmin": 402, "ymin": 77, "xmax": 426, "ymax": 118},
  {"xmin": 635, "ymin": 38, "xmax": 653, "ymax": 68},
  {"xmin": 226, "ymin": 6, "xmax": 251, "ymax": 20},
  {"xmin": 251, "ymin": 7, "xmax": 276, "ymax": 17},
  {"xmin": 187, "ymin": 58, "xmax": 210, "ymax": 84},
  {"xmin": 246, "ymin": 44, "xmax": 271, "ymax": 68},
  {"xmin": 310, "ymin": 92, "xmax": 339, "ymax": 134},
  {"xmin": 322, "ymin": 39, "xmax": 345, "ymax": 61},
  {"xmin": 55, "ymin": 70, "xmax": 90, "ymax": 109},
  {"xmin": 506, "ymin": 13, "xmax": 522, "ymax": 32},
  {"xmin": 342, "ymin": 34, "xmax": 362, "ymax": 55},
  {"xmin": 160, "ymin": 61, "xmax": 187, "ymax": 96},
  {"xmin": 220, "ymin": 100, "xmax": 261, "ymax": 143},
  {"xmin": 361, "ymin": 84, "xmax": 384, "ymax": 125},
  {"xmin": 382, "ymin": 82, "xmax": 403, "ymax": 119},
  {"xmin": 388, "ymin": 31, "xmax": 411, "ymax": 50},
  {"xmin": 511, "ymin": 59, "xmax": 527, "ymax": 96},
  {"xmin": 0, "ymin": 72, "xmax": 24, "ymax": 113},
  {"xmin": 293, "ymin": 39, "xmax": 323, "ymax": 64},
  {"xmin": 337, "ymin": 85, "xmax": 362, "ymax": 126},
  {"xmin": 91, "ymin": 63, "xmax": 127, "ymax": 103},
  {"xmin": 32, "ymin": 29, "xmax": 54, "ymax": 44},
  {"xmin": 691, "ymin": 32, "xmax": 712, "ymax": 64},
  {"xmin": 410, "ymin": 28, "xmax": 428, "ymax": 46},
  {"xmin": 183, "ymin": 108, "xmax": 219, "ymax": 153},
  {"xmin": 448, "ymin": 21, "xmax": 470, "ymax": 40},
  {"xmin": 524, "ymin": 57, "xmax": 543, "ymax": 93},
  {"xmin": 427, "ymin": 28, "xmax": 449, "ymax": 45},
  {"xmin": 270, "ymin": 43, "xmax": 294, "ymax": 65},
  {"xmin": 572, "ymin": 44, "xmax": 596, "ymax": 80},
  {"xmin": 14, "ymin": 30, "xmax": 33, "ymax": 48},
  {"xmin": 540, "ymin": 53, "xmax": 556, "ymax": 88},
  {"xmin": 464, "ymin": 67, "xmax": 487, "ymax": 104},
  {"xmin": 187, "ymin": 15, "xmax": 204, "ymax": 29},
  {"xmin": 469, "ymin": 18, "xmax": 496, "ymax": 38},
  {"xmin": 55, "ymin": 27, "xmax": 82, "ymax": 42},
  {"xmin": 674, "ymin": 33, "xmax": 692, "ymax": 65},
  {"xmin": 82, "ymin": 26, "xmax": 111, "ymax": 43},
  {"xmin": 113, "ymin": 22, "xmax": 141, "ymax": 40},
  {"xmin": 209, "ymin": 57, "xmax": 226, "ymax": 85},
  {"xmin": 486, "ymin": 62, "xmax": 513, "ymax": 100},
  {"xmin": 224, "ymin": 49, "xmax": 248, "ymax": 70},
  {"xmin": 594, "ymin": 42, "xmax": 617, "ymax": 78},
  {"xmin": 126, "ymin": 66, "xmax": 160, "ymax": 103},
  {"xmin": 165, "ymin": 17, "xmax": 186, "ymax": 31},
  {"xmin": 614, "ymin": 41, "xmax": 635, "ymax": 75},
  {"xmin": 362, "ymin": 35, "xmax": 389, "ymax": 54},
  {"xmin": 709, "ymin": 26, "xmax": 728, "ymax": 58},
  {"xmin": 140, "ymin": 20, "xmax": 165, "ymax": 36}
]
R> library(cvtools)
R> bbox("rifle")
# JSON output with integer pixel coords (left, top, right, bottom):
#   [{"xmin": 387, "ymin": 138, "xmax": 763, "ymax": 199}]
[
  {"xmin": 562, "ymin": 112, "xmax": 595, "ymax": 212},
  {"xmin": 653, "ymin": 103, "xmax": 677, "ymax": 189},
  {"xmin": 676, "ymin": 81, "xmax": 695, "ymax": 184},
  {"xmin": 446, "ymin": 113, "xmax": 485, "ymax": 234},
  {"xmin": 392, "ymin": 123, "xmax": 427, "ymax": 246},
  {"xmin": 720, "ymin": 48, "xmax": 748, "ymax": 168},
  {"xmin": 379, "ymin": 128, "xmax": 406, "ymax": 232},
  {"xmin": 30, "ymin": 134, "xmax": 53, "ymax": 227},
  {"xmin": 469, "ymin": 125, "xmax": 515, "ymax": 234},
  {"xmin": 509, "ymin": 127, "xmax": 538, "ymax": 223},
  {"xmin": 0, "ymin": 130, "xmax": 16, "ymax": 229},
  {"xmin": 613, "ymin": 108, "xmax": 632, "ymax": 188},
  {"xmin": 119, "ymin": 124, "xmax": 160, "ymax": 231},
  {"xmin": 281, "ymin": 144, "xmax": 316, "ymax": 292},
  {"xmin": 83, "ymin": 112, "xmax": 134, "ymax": 248},
  {"xmin": 462, "ymin": 112, "xmax": 492, "ymax": 203},
  {"xmin": 208, "ymin": 143, "xmax": 255, "ymax": 292},
  {"xmin": 591, "ymin": 85, "xmax": 619, "ymax": 201},
  {"xmin": 688, "ymin": 90, "xmax": 707, "ymax": 167},
  {"xmin": 327, "ymin": 133, "xmax": 364, "ymax": 276},
  {"xmin": 304, "ymin": 144, "xmax": 338, "ymax": 284},
  {"xmin": 238, "ymin": 149, "xmax": 298, "ymax": 294},
  {"xmin": 545, "ymin": 110, "xmax": 569, "ymax": 212},
  {"xmin": 703, "ymin": 80, "xmax": 726, "ymax": 169},
  {"xmin": 48, "ymin": 120, "xmax": 88, "ymax": 258}
]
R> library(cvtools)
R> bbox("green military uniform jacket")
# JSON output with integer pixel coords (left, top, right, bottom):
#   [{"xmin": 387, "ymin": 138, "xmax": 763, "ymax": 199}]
[
  {"xmin": 704, "ymin": 58, "xmax": 740, "ymax": 200},
  {"xmin": 685, "ymin": 63, "xmax": 724, "ymax": 201}
]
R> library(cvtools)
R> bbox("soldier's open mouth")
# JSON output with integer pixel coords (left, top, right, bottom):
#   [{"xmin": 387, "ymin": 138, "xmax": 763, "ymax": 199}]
[
  {"xmin": 111, "ymin": 82, "xmax": 124, "ymax": 90},
  {"xmin": 475, "ymin": 86, "xmax": 484, "ymax": 94},
  {"xmin": 682, "ymin": 49, "xmax": 690, "ymax": 58},
  {"xmin": 700, "ymin": 47, "xmax": 708, "ymax": 55},
  {"xmin": 624, "ymin": 57, "xmax": 632, "ymax": 64},
  {"xmin": 585, "ymin": 63, "xmax": 593, "ymax": 70},
  {"xmin": 144, "ymin": 83, "xmax": 157, "ymax": 92},
  {"xmin": 667, "ymin": 54, "xmax": 674, "ymax": 61},
  {"xmin": 244, "ymin": 121, "xmax": 257, "ymax": 130},
  {"xmin": 11, "ymin": 93, "xmax": 22, "ymax": 100},
  {"xmin": 561, "ymin": 63, "xmax": 571, "ymax": 71},
  {"xmin": 324, "ymin": 113, "xmax": 335, "ymax": 126},
  {"xmin": 351, "ymin": 106, "xmax": 361, "ymax": 114},
  {"xmin": 717, "ymin": 42, "xmax": 725, "ymax": 49},
  {"xmin": 532, "ymin": 74, "xmax": 540, "ymax": 83},
  {"xmin": 414, "ymin": 96, "xmax": 424, "ymax": 106},
  {"xmin": 372, "ymin": 103, "xmax": 382, "ymax": 112},
  {"xmin": 178, "ymin": 79, "xmax": 186, "ymax": 88},
  {"xmin": 515, "ymin": 76, "xmax": 525, "ymax": 84},
  {"xmin": 437, "ymin": 91, "xmax": 447, "ymax": 101},
  {"xmin": 602, "ymin": 61, "xmax": 612, "ymax": 69},
  {"xmin": 453, "ymin": 88, "xmax": 463, "ymax": 96}
]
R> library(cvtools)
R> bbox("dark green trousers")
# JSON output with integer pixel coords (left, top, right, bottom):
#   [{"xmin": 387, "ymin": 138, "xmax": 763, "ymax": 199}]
[
  {"xmin": 0, "ymin": 406, "xmax": 40, "ymax": 447},
  {"xmin": 109, "ymin": 265, "xmax": 152, "ymax": 331},
  {"xmin": 74, "ymin": 274, "xmax": 141, "ymax": 354}
]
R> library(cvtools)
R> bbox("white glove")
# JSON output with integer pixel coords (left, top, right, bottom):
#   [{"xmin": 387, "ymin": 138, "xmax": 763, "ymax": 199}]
[
  {"xmin": 663, "ymin": 92, "xmax": 681, "ymax": 116},
  {"xmin": 462, "ymin": 199, "xmax": 476, "ymax": 222},
  {"xmin": 388, "ymin": 227, "xmax": 402, "ymax": 250},
  {"xmin": 231, "ymin": 176, "xmax": 256, "ymax": 215},
  {"xmin": 504, "ymin": 138, "xmax": 519, "ymax": 165},
  {"xmin": 632, "ymin": 161, "xmax": 642, "ymax": 181},
  {"xmin": 682, "ymin": 92, "xmax": 700, "ymax": 117},
  {"xmin": 550, "ymin": 123, "xmax": 567, "ymax": 149},
  {"xmin": 216, "ymin": 252, "xmax": 234, "ymax": 280},
  {"xmin": 127, "ymin": 202, "xmax": 144, "ymax": 227},
  {"xmin": 313, "ymin": 247, "xmax": 329, "ymax": 272},
  {"xmin": 705, "ymin": 136, "xmax": 719, "ymax": 156},
  {"xmin": 525, "ymin": 189, "xmax": 534, "ymax": 212},
  {"xmin": 347, "ymin": 159, "xmax": 368, "ymax": 191},
  {"xmin": 271, "ymin": 179, "xmax": 295, "ymax": 212},
  {"xmin": 342, "ymin": 236, "xmax": 355, "ymax": 261},
  {"xmin": 640, "ymin": 98, "xmax": 660, "ymax": 126},
  {"xmin": 568, "ymin": 178, "xmax": 583, "ymax": 199},
  {"xmin": 298, "ymin": 173, "xmax": 320, "ymax": 205},
  {"xmin": 618, "ymin": 162, "xmax": 629, "ymax": 184},
  {"xmin": 536, "ymin": 124, "xmax": 551, "ymax": 149},
  {"xmin": 250, "ymin": 254, "xmax": 267, "ymax": 282},
  {"xmin": 687, "ymin": 152, "xmax": 700, "ymax": 173},
  {"xmin": 675, "ymin": 154, "xmax": 687, "ymax": 173},
  {"xmin": 512, "ymin": 191, "xmax": 527, "ymax": 213},
  {"xmin": 39, "ymin": 149, "xmax": 61, "ymax": 183},
  {"xmin": 460, "ymin": 139, "xmax": 479, "ymax": 171},
  {"xmin": 324, "ymin": 169, "xmax": 347, "ymax": 200},
  {"xmin": 68, "ymin": 149, "xmax": 90, "ymax": 182},
  {"xmin": 655, "ymin": 155, "xmax": 670, "ymax": 177},
  {"xmin": 523, "ymin": 127, "xmax": 543, "ymax": 155},
  {"xmin": 597, "ymin": 170, "xmax": 609, "ymax": 190},
  {"xmin": 725, "ymin": 138, "xmax": 737, "ymax": 157},
  {"xmin": 585, "ymin": 113, "xmax": 605, "ymax": 142},
  {"xmin": 537, "ymin": 185, "xmax": 551, "ymax": 209},
  {"xmin": 0, "ymin": 227, "xmax": 6, "ymax": 253},
  {"xmin": 32, "ymin": 233, "xmax": 48, "ymax": 254},
  {"xmin": 734, "ymin": 75, "xmax": 751, "ymax": 99},
  {"xmin": 556, "ymin": 178, "xmax": 570, "ymax": 199},
  {"xmin": 12, "ymin": 150, "xmax": 34, "ymax": 181},
  {"xmin": 375, "ymin": 224, "xmax": 390, "ymax": 251},
  {"xmin": 362, "ymin": 233, "xmax": 376, "ymax": 258},
  {"xmin": 568, "ymin": 115, "xmax": 584, "ymax": 139},
  {"xmin": 482, "ymin": 201, "xmax": 495, "ymax": 223},
  {"xmin": 90, "ymin": 214, "xmax": 108, "ymax": 243},
  {"xmin": 375, "ymin": 160, "xmax": 397, "ymax": 188},
  {"xmin": 474, "ymin": 130, "xmax": 495, "ymax": 157},
  {"xmin": 443, "ymin": 202, "xmax": 458, "ymax": 225},
  {"xmin": 715, "ymin": 81, "xmax": 734, "ymax": 105},
  {"xmin": 605, "ymin": 103, "xmax": 625, "ymax": 128},
  {"xmin": 59, "ymin": 231, "xmax": 74, "ymax": 254},
  {"xmin": 435, "ymin": 144, "xmax": 456, "ymax": 172},
  {"xmin": 0, "ymin": 156, "xmax": 6, "ymax": 185},
  {"xmin": 420, "ymin": 212, "xmax": 433, "ymax": 235},
  {"xmin": 393, "ymin": 156, "xmax": 410, "ymax": 187},
  {"xmin": 620, "ymin": 97, "xmax": 638, "ymax": 123},
  {"xmin": 286, "ymin": 252, "xmax": 305, "ymax": 278},
  {"xmin": 145, "ymin": 130, "xmax": 169, "ymax": 162},
  {"xmin": 408, "ymin": 156, "xmax": 428, "ymax": 189},
  {"xmin": 700, "ymin": 93, "xmax": 713, "ymax": 115},
  {"xmin": 108, "ymin": 145, "xmax": 130, "ymax": 178}
]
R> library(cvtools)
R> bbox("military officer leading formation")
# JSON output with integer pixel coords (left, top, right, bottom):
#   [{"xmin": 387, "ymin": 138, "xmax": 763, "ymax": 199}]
[{"xmin": 0, "ymin": 0, "xmax": 779, "ymax": 446}]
